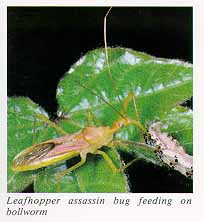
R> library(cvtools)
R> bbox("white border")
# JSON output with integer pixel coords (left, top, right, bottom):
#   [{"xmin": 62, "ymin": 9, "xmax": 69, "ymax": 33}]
[
  {"xmin": 1, "ymin": 0, "xmax": 204, "ymax": 221},
  {"xmin": 0, "ymin": 0, "xmax": 198, "ymax": 6}
]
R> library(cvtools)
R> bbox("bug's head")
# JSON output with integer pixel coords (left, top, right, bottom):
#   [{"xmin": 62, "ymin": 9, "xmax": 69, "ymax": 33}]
[
  {"xmin": 111, "ymin": 116, "xmax": 147, "ymax": 134},
  {"xmin": 111, "ymin": 117, "xmax": 131, "ymax": 132}
]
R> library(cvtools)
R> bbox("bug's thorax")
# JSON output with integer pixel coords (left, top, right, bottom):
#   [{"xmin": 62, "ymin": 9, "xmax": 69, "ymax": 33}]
[{"xmin": 81, "ymin": 126, "xmax": 114, "ymax": 150}]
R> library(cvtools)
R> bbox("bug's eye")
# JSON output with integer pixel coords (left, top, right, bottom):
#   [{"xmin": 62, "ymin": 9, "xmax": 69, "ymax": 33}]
[{"xmin": 119, "ymin": 122, "xmax": 124, "ymax": 128}]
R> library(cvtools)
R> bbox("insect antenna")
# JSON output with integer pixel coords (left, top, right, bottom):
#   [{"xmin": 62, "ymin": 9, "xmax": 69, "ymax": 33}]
[{"xmin": 104, "ymin": 7, "xmax": 122, "ymax": 105}]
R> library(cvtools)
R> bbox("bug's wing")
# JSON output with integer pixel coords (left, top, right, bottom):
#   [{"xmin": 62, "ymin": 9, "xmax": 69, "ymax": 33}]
[
  {"xmin": 13, "ymin": 142, "xmax": 55, "ymax": 165},
  {"xmin": 12, "ymin": 132, "xmax": 89, "ymax": 172}
]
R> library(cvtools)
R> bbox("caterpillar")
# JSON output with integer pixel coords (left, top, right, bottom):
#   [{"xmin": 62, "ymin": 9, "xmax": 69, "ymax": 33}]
[{"xmin": 145, "ymin": 122, "xmax": 193, "ymax": 178}]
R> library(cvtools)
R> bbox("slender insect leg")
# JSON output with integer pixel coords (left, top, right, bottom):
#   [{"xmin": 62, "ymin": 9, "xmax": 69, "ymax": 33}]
[
  {"xmin": 86, "ymin": 110, "xmax": 95, "ymax": 126},
  {"xmin": 120, "ymin": 158, "xmax": 139, "ymax": 171},
  {"xmin": 132, "ymin": 92, "xmax": 140, "ymax": 123},
  {"xmin": 95, "ymin": 150, "xmax": 133, "ymax": 173},
  {"xmin": 35, "ymin": 113, "xmax": 67, "ymax": 136},
  {"xmin": 110, "ymin": 139, "xmax": 157, "ymax": 151},
  {"xmin": 86, "ymin": 110, "xmax": 103, "ymax": 126},
  {"xmin": 121, "ymin": 92, "xmax": 139, "ymax": 120},
  {"xmin": 121, "ymin": 92, "xmax": 146, "ymax": 133},
  {"xmin": 107, "ymin": 140, "xmax": 157, "ymax": 171},
  {"xmin": 95, "ymin": 150, "xmax": 121, "ymax": 172},
  {"xmin": 56, "ymin": 153, "xmax": 87, "ymax": 191},
  {"xmin": 120, "ymin": 92, "xmax": 134, "ymax": 116}
]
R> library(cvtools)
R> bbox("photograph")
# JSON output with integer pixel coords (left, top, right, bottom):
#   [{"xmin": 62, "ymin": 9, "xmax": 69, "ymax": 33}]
[{"xmin": 7, "ymin": 6, "xmax": 193, "ymax": 193}]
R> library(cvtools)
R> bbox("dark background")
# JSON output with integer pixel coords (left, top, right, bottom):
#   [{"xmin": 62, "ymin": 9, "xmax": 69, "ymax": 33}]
[{"xmin": 7, "ymin": 7, "xmax": 193, "ymax": 192}]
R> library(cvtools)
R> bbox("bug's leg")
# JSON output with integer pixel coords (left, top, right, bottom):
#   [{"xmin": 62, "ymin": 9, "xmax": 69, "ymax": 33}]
[
  {"xmin": 95, "ymin": 150, "xmax": 122, "ymax": 172},
  {"xmin": 121, "ymin": 92, "xmax": 146, "ymax": 133},
  {"xmin": 95, "ymin": 150, "xmax": 136, "ymax": 173},
  {"xmin": 121, "ymin": 92, "xmax": 140, "ymax": 124},
  {"xmin": 110, "ymin": 139, "xmax": 157, "ymax": 151},
  {"xmin": 86, "ymin": 110, "xmax": 102, "ymax": 126},
  {"xmin": 96, "ymin": 150, "xmax": 140, "ymax": 172},
  {"xmin": 56, "ymin": 153, "xmax": 87, "ymax": 191},
  {"xmin": 35, "ymin": 113, "xmax": 67, "ymax": 136},
  {"xmin": 120, "ymin": 158, "xmax": 140, "ymax": 171},
  {"xmin": 86, "ymin": 110, "xmax": 95, "ymax": 127},
  {"xmin": 107, "ymin": 140, "xmax": 158, "ymax": 171}
]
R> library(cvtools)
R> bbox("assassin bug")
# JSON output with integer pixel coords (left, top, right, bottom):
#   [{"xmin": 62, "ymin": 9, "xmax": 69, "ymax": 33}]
[{"xmin": 11, "ymin": 8, "xmax": 153, "ymax": 189}]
